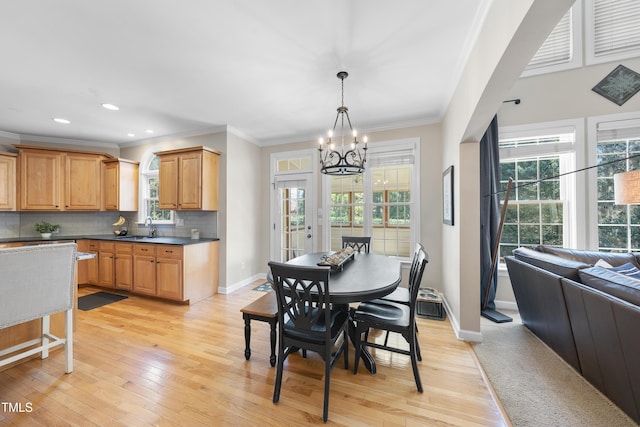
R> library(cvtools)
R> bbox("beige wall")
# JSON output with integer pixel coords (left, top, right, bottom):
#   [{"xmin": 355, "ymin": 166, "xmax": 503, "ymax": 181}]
[
  {"xmin": 259, "ymin": 123, "xmax": 444, "ymax": 291},
  {"xmin": 441, "ymin": 0, "xmax": 573, "ymax": 340},
  {"xmin": 225, "ymin": 132, "xmax": 262, "ymax": 286}
]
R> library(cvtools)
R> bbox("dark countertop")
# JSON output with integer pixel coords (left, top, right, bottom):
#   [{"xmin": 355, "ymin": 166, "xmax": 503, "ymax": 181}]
[{"xmin": 0, "ymin": 234, "xmax": 219, "ymax": 246}]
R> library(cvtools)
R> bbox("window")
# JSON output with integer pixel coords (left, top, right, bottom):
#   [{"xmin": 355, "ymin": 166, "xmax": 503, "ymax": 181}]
[
  {"xmin": 325, "ymin": 139, "xmax": 419, "ymax": 258},
  {"xmin": 595, "ymin": 119, "xmax": 640, "ymax": 252},
  {"xmin": 585, "ymin": 0, "xmax": 640, "ymax": 65},
  {"xmin": 498, "ymin": 125, "xmax": 577, "ymax": 262},
  {"xmin": 139, "ymin": 152, "xmax": 174, "ymax": 224},
  {"xmin": 522, "ymin": 3, "xmax": 582, "ymax": 77}
]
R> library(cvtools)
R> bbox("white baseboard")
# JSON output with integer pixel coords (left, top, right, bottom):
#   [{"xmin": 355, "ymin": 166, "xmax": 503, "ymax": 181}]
[
  {"xmin": 495, "ymin": 300, "xmax": 518, "ymax": 311},
  {"xmin": 218, "ymin": 273, "xmax": 266, "ymax": 294}
]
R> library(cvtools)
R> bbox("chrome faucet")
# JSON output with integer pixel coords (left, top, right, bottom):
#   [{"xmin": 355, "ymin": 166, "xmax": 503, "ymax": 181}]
[{"xmin": 145, "ymin": 216, "xmax": 157, "ymax": 238}]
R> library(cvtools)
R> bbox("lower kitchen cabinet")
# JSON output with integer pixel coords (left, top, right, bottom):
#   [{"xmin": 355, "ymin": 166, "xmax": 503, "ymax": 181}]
[
  {"xmin": 79, "ymin": 239, "xmax": 219, "ymax": 304},
  {"xmin": 77, "ymin": 240, "xmax": 99, "ymax": 285},
  {"xmin": 155, "ymin": 245, "xmax": 183, "ymax": 300},
  {"xmin": 133, "ymin": 244, "xmax": 156, "ymax": 295},
  {"xmin": 115, "ymin": 243, "xmax": 133, "ymax": 291},
  {"xmin": 98, "ymin": 241, "xmax": 115, "ymax": 288}
]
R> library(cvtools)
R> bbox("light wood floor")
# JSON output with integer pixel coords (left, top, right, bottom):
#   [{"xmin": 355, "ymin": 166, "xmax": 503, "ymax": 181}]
[{"xmin": 0, "ymin": 283, "xmax": 509, "ymax": 426}]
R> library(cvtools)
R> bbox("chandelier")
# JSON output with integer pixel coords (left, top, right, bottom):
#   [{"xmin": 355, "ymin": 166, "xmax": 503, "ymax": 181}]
[{"xmin": 318, "ymin": 71, "xmax": 368, "ymax": 175}]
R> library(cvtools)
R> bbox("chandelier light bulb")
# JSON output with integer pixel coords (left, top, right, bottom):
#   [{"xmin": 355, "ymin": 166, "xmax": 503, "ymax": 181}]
[
  {"xmin": 328, "ymin": 130, "xmax": 333, "ymax": 138},
  {"xmin": 319, "ymin": 137, "xmax": 324, "ymax": 146},
  {"xmin": 353, "ymin": 129, "xmax": 357, "ymax": 138}
]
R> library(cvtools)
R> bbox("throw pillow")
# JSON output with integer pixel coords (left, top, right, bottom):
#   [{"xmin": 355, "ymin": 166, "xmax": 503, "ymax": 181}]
[
  {"xmin": 609, "ymin": 262, "xmax": 640, "ymax": 279},
  {"xmin": 595, "ymin": 259, "xmax": 613, "ymax": 268}
]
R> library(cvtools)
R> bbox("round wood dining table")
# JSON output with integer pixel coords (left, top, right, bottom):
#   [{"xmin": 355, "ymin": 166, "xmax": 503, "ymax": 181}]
[{"xmin": 281, "ymin": 251, "xmax": 403, "ymax": 373}]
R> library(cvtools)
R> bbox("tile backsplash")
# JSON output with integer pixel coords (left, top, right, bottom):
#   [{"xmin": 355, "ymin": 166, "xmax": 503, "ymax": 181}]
[{"xmin": 1, "ymin": 211, "xmax": 218, "ymax": 240}]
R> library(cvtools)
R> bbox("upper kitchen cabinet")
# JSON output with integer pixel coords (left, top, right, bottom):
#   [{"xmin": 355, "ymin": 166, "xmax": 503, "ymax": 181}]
[
  {"xmin": 65, "ymin": 152, "xmax": 104, "ymax": 210},
  {"xmin": 0, "ymin": 152, "xmax": 16, "ymax": 211},
  {"xmin": 15, "ymin": 145, "xmax": 108, "ymax": 211},
  {"xmin": 103, "ymin": 158, "xmax": 139, "ymax": 211},
  {"xmin": 155, "ymin": 146, "xmax": 220, "ymax": 210}
]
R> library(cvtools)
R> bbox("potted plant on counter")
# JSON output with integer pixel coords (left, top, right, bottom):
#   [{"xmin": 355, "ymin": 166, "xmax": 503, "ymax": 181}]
[{"xmin": 34, "ymin": 221, "xmax": 59, "ymax": 239}]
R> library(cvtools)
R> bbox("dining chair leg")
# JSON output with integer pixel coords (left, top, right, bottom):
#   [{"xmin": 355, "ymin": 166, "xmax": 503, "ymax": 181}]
[
  {"xmin": 343, "ymin": 330, "xmax": 349, "ymax": 370},
  {"xmin": 323, "ymin": 350, "xmax": 331, "ymax": 422},
  {"xmin": 353, "ymin": 326, "xmax": 363, "ymax": 374},
  {"xmin": 273, "ymin": 349, "xmax": 285, "ymax": 403},
  {"xmin": 409, "ymin": 335, "xmax": 423, "ymax": 393}
]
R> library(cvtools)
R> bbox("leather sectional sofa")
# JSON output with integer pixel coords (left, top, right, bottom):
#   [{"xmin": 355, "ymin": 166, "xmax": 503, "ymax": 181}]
[{"xmin": 505, "ymin": 245, "xmax": 640, "ymax": 424}]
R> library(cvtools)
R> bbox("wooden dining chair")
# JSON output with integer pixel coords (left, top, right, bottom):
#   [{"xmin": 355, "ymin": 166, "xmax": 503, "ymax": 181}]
[
  {"xmin": 373, "ymin": 243, "xmax": 424, "ymax": 358},
  {"xmin": 268, "ymin": 261, "xmax": 350, "ymax": 423},
  {"xmin": 341, "ymin": 236, "xmax": 371, "ymax": 253},
  {"xmin": 352, "ymin": 244, "xmax": 428, "ymax": 392}
]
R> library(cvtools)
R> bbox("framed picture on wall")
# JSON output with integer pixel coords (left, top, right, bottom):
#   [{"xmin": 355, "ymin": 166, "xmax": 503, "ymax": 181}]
[{"xmin": 443, "ymin": 165, "xmax": 454, "ymax": 225}]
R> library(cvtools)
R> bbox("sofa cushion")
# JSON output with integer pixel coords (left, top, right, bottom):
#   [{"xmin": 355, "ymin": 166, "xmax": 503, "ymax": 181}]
[
  {"xmin": 512, "ymin": 247, "xmax": 590, "ymax": 281},
  {"xmin": 538, "ymin": 245, "xmax": 640, "ymax": 268},
  {"xmin": 578, "ymin": 266, "xmax": 640, "ymax": 306}
]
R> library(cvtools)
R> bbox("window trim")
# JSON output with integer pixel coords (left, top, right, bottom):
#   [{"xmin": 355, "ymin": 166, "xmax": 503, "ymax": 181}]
[
  {"xmin": 138, "ymin": 150, "xmax": 175, "ymax": 225},
  {"xmin": 522, "ymin": 2, "xmax": 583, "ymax": 77},
  {"xmin": 587, "ymin": 111, "xmax": 640, "ymax": 250},
  {"xmin": 585, "ymin": 0, "xmax": 640, "ymax": 65},
  {"xmin": 499, "ymin": 119, "xmax": 583, "ymax": 256}
]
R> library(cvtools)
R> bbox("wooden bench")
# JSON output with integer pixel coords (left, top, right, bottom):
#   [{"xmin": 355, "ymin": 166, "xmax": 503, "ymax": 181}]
[{"xmin": 241, "ymin": 292, "xmax": 278, "ymax": 366}]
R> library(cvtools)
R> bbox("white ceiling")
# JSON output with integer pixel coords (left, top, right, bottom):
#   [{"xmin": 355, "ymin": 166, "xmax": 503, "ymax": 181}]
[{"xmin": 0, "ymin": 0, "xmax": 490, "ymax": 147}]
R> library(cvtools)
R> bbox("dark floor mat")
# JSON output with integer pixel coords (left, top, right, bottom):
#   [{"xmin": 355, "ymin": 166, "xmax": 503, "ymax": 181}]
[{"xmin": 78, "ymin": 292, "xmax": 128, "ymax": 311}]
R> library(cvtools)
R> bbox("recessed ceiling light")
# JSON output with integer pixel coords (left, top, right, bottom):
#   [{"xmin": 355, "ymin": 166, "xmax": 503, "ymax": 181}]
[
  {"xmin": 127, "ymin": 133, "xmax": 135, "ymax": 137},
  {"xmin": 145, "ymin": 129, "xmax": 154, "ymax": 133},
  {"xmin": 102, "ymin": 103, "xmax": 119, "ymax": 111},
  {"xmin": 53, "ymin": 118, "xmax": 70, "ymax": 124}
]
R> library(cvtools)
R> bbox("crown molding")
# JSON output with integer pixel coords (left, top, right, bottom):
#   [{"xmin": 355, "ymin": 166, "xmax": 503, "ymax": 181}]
[
  {"xmin": 116, "ymin": 125, "xmax": 228, "ymax": 148},
  {"xmin": 14, "ymin": 133, "xmax": 118, "ymax": 149}
]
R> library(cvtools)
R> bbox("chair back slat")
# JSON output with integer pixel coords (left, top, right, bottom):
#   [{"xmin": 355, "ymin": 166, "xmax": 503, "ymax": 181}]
[
  {"xmin": 341, "ymin": 236, "xmax": 371, "ymax": 253},
  {"xmin": 268, "ymin": 262, "xmax": 332, "ymax": 342}
]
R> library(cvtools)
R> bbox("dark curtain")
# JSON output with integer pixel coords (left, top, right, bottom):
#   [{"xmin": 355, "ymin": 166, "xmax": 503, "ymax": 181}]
[{"xmin": 479, "ymin": 115, "xmax": 500, "ymax": 310}]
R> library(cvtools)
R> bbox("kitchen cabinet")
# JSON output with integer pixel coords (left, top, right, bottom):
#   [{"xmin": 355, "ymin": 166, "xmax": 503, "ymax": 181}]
[
  {"xmin": 18, "ymin": 148, "xmax": 61, "ymax": 210},
  {"xmin": 78, "ymin": 240, "xmax": 100, "ymax": 285},
  {"xmin": 155, "ymin": 245, "xmax": 183, "ymax": 300},
  {"xmin": 133, "ymin": 244, "xmax": 156, "ymax": 296},
  {"xmin": 98, "ymin": 241, "xmax": 115, "ymax": 288},
  {"xmin": 0, "ymin": 152, "xmax": 16, "ymax": 211},
  {"xmin": 65, "ymin": 153, "xmax": 103, "ymax": 210},
  {"xmin": 115, "ymin": 243, "xmax": 133, "ymax": 291},
  {"xmin": 15, "ymin": 146, "xmax": 107, "ymax": 211},
  {"xmin": 156, "ymin": 146, "xmax": 220, "ymax": 210},
  {"xmin": 131, "ymin": 241, "xmax": 218, "ymax": 303},
  {"xmin": 103, "ymin": 158, "xmax": 139, "ymax": 211}
]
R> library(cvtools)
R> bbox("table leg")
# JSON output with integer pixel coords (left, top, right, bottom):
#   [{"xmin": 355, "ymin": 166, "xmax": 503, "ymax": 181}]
[
  {"xmin": 339, "ymin": 305, "xmax": 376, "ymax": 374},
  {"xmin": 243, "ymin": 314, "xmax": 251, "ymax": 360}
]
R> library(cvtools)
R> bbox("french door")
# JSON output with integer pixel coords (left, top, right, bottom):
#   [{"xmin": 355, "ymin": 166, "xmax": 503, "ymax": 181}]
[{"xmin": 273, "ymin": 174, "xmax": 314, "ymax": 262}]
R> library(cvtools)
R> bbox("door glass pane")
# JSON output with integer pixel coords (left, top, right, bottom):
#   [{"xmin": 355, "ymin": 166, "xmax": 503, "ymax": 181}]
[{"xmin": 279, "ymin": 186, "xmax": 306, "ymax": 261}]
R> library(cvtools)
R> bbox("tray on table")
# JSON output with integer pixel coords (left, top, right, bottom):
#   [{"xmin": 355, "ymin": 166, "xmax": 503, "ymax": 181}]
[{"xmin": 317, "ymin": 250, "xmax": 355, "ymax": 271}]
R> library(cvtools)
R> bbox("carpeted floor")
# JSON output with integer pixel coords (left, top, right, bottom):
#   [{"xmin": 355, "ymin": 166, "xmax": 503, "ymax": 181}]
[{"xmin": 472, "ymin": 310, "xmax": 636, "ymax": 427}]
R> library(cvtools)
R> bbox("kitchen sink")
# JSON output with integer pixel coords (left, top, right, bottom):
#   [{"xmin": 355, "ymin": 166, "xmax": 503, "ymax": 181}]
[{"xmin": 119, "ymin": 235, "xmax": 154, "ymax": 241}]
